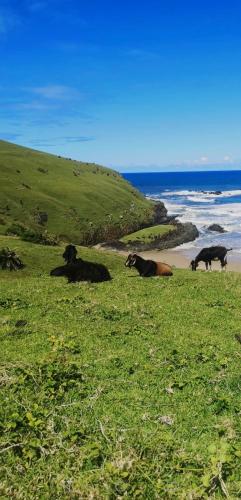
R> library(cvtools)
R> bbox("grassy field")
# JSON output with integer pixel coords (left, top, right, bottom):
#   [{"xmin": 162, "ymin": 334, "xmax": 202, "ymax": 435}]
[
  {"xmin": 0, "ymin": 141, "xmax": 152, "ymax": 242},
  {"xmin": 120, "ymin": 224, "xmax": 174, "ymax": 245},
  {"xmin": 1, "ymin": 235, "xmax": 241, "ymax": 498}
]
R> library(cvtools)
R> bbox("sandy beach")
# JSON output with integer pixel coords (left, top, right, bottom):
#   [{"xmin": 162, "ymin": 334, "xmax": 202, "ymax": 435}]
[
  {"xmin": 140, "ymin": 248, "xmax": 241, "ymax": 273},
  {"xmin": 96, "ymin": 245, "xmax": 241, "ymax": 273}
]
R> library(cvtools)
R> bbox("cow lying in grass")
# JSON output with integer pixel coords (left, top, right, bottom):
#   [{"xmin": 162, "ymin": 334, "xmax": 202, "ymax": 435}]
[
  {"xmin": 50, "ymin": 245, "xmax": 111, "ymax": 283},
  {"xmin": 190, "ymin": 246, "xmax": 232, "ymax": 271},
  {"xmin": 125, "ymin": 253, "xmax": 173, "ymax": 277},
  {"xmin": 50, "ymin": 260, "xmax": 111, "ymax": 283}
]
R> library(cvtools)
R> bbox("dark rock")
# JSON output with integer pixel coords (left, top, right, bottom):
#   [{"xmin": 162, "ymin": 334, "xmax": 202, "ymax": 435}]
[
  {"xmin": 207, "ymin": 224, "xmax": 226, "ymax": 233},
  {"xmin": 151, "ymin": 202, "xmax": 178, "ymax": 225},
  {"xmin": 152, "ymin": 202, "xmax": 168, "ymax": 224},
  {"xmin": 36, "ymin": 211, "xmax": 48, "ymax": 225},
  {"xmin": 201, "ymin": 190, "xmax": 222, "ymax": 195}
]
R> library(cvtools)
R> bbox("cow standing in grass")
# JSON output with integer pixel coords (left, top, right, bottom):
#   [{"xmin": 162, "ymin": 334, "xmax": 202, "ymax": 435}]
[
  {"xmin": 190, "ymin": 246, "xmax": 232, "ymax": 271},
  {"xmin": 125, "ymin": 253, "xmax": 173, "ymax": 277}
]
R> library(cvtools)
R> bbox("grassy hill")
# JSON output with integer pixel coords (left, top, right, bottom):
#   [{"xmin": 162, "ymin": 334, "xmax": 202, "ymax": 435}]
[
  {"xmin": 1, "ymin": 235, "xmax": 241, "ymax": 497},
  {"xmin": 0, "ymin": 140, "xmax": 153, "ymax": 243}
]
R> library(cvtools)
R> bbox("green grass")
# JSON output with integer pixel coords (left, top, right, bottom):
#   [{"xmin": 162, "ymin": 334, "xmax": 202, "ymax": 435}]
[
  {"xmin": 1, "ymin": 235, "xmax": 241, "ymax": 498},
  {"xmin": 0, "ymin": 140, "xmax": 152, "ymax": 242},
  {"xmin": 120, "ymin": 224, "xmax": 174, "ymax": 244}
]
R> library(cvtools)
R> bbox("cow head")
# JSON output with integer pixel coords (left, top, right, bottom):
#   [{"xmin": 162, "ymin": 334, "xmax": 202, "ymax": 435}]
[
  {"xmin": 125, "ymin": 253, "xmax": 137, "ymax": 267},
  {"xmin": 63, "ymin": 244, "xmax": 77, "ymax": 263},
  {"xmin": 190, "ymin": 259, "xmax": 198, "ymax": 271}
]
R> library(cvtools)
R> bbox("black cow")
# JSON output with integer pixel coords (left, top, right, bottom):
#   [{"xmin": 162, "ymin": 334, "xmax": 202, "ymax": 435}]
[
  {"xmin": 50, "ymin": 259, "xmax": 112, "ymax": 283},
  {"xmin": 63, "ymin": 244, "xmax": 77, "ymax": 264},
  {"xmin": 190, "ymin": 246, "xmax": 232, "ymax": 271}
]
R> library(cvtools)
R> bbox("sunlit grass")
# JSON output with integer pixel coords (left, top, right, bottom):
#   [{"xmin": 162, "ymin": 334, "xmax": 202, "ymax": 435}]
[
  {"xmin": 120, "ymin": 224, "xmax": 174, "ymax": 244},
  {"xmin": 0, "ymin": 140, "xmax": 151, "ymax": 243},
  {"xmin": 1, "ymin": 236, "xmax": 241, "ymax": 497}
]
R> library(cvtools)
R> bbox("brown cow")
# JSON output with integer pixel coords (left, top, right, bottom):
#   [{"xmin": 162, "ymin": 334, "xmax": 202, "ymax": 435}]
[{"xmin": 125, "ymin": 253, "xmax": 173, "ymax": 277}]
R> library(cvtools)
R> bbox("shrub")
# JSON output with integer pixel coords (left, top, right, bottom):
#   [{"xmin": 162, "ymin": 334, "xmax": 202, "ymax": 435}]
[
  {"xmin": 0, "ymin": 247, "xmax": 25, "ymax": 270},
  {"xmin": 6, "ymin": 224, "xmax": 59, "ymax": 246}
]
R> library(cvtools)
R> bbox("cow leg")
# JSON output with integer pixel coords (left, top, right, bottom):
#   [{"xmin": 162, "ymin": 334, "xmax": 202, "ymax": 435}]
[
  {"xmin": 209, "ymin": 261, "xmax": 212, "ymax": 271},
  {"xmin": 205, "ymin": 261, "xmax": 209, "ymax": 271},
  {"xmin": 221, "ymin": 258, "xmax": 227, "ymax": 271}
]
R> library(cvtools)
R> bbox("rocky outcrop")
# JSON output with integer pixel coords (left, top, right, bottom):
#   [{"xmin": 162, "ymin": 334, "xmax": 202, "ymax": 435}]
[
  {"xmin": 207, "ymin": 224, "xmax": 226, "ymax": 233},
  {"xmin": 152, "ymin": 201, "xmax": 177, "ymax": 224},
  {"xmin": 95, "ymin": 199, "xmax": 199, "ymax": 252},
  {"xmin": 154, "ymin": 222, "xmax": 199, "ymax": 250},
  {"xmin": 99, "ymin": 222, "xmax": 199, "ymax": 252},
  {"xmin": 124, "ymin": 223, "xmax": 199, "ymax": 251}
]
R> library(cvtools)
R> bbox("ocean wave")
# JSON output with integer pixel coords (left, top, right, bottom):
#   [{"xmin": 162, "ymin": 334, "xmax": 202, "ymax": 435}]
[
  {"xmin": 164, "ymin": 201, "xmax": 241, "ymax": 231},
  {"xmin": 186, "ymin": 195, "xmax": 216, "ymax": 203},
  {"xmin": 163, "ymin": 189, "xmax": 241, "ymax": 197},
  {"xmin": 146, "ymin": 191, "xmax": 241, "ymax": 253},
  {"xmin": 162, "ymin": 189, "xmax": 241, "ymax": 203},
  {"xmin": 131, "ymin": 171, "xmax": 241, "ymax": 254}
]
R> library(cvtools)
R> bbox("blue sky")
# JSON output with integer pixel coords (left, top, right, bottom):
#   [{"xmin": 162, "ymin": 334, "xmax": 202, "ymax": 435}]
[{"xmin": 1, "ymin": 0, "xmax": 241, "ymax": 171}]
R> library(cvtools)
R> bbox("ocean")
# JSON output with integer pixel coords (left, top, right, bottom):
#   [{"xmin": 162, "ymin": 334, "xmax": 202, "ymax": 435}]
[{"xmin": 123, "ymin": 170, "xmax": 241, "ymax": 257}]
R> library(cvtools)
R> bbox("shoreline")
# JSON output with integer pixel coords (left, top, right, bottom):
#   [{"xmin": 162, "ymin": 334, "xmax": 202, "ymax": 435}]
[
  {"xmin": 95, "ymin": 244, "xmax": 241, "ymax": 273},
  {"xmin": 140, "ymin": 248, "xmax": 241, "ymax": 272}
]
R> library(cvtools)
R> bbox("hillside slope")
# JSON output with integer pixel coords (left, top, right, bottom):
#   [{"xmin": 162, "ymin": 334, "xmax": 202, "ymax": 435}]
[
  {"xmin": 1, "ymin": 235, "xmax": 241, "ymax": 497},
  {"xmin": 0, "ymin": 141, "xmax": 152, "ymax": 243}
]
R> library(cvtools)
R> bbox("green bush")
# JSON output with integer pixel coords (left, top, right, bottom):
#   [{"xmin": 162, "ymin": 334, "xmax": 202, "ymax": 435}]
[{"xmin": 6, "ymin": 224, "xmax": 59, "ymax": 246}]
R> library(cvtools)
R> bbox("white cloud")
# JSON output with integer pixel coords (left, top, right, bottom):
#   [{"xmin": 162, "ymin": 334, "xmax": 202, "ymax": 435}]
[
  {"xmin": 224, "ymin": 155, "xmax": 231, "ymax": 161},
  {"xmin": 30, "ymin": 85, "xmax": 81, "ymax": 100},
  {"xmin": 15, "ymin": 100, "xmax": 55, "ymax": 111},
  {"xmin": 200, "ymin": 156, "xmax": 208, "ymax": 162}
]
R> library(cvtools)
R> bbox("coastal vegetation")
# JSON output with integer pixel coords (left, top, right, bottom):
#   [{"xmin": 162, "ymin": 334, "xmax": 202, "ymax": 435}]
[
  {"xmin": 1, "ymin": 234, "xmax": 241, "ymax": 498},
  {"xmin": 0, "ymin": 141, "xmax": 201, "ymax": 252},
  {"xmin": 0, "ymin": 141, "xmax": 153, "ymax": 245},
  {"xmin": 120, "ymin": 224, "xmax": 174, "ymax": 244}
]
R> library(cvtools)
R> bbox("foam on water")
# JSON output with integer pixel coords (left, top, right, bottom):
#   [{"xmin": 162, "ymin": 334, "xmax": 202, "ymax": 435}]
[
  {"xmin": 163, "ymin": 189, "xmax": 241, "ymax": 200},
  {"xmin": 149, "ymin": 190, "xmax": 241, "ymax": 256}
]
